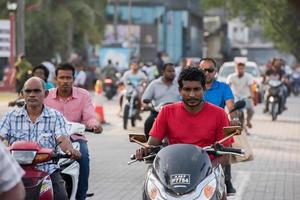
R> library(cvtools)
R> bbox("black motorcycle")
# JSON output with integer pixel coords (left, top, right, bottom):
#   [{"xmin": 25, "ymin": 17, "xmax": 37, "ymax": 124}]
[
  {"xmin": 265, "ymin": 80, "xmax": 284, "ymax": 121},
  {"xmin": 128, "ymin": 126, "xmax": 244, "ymax": 200},
  {"xmin": 103, "ymin": 77, "xmax": 118, "ymax": 100},
  {"xmin": 128, "ymin": 101, "xmax": 246, "ymax": 199}
]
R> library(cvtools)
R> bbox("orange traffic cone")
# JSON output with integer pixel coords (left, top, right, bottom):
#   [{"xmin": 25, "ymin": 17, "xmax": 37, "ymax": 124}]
[{"xmin": 94, "ymin": 80, "xmax": 106, "ymax": 124}]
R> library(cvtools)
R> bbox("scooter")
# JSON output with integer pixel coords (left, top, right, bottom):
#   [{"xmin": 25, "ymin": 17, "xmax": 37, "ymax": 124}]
[
  {"xmin": 128, "ymin": 101, "xmax": 246, "ymax": 200},
  {"xmin": 8, "ymin": 122, "xmax": 91, "ymax": 200},
  {"xmin": 128, "ymin": 126, "xmax": 244, "ymax": 200},
  {"xmin": 290, "ymin": 71, "xmax": 300, "ymax": 96},
  {"xmin": 265, "ymin": 80, "xmax": 284, "ymax": 121},
  {"xmin": 103, "ymin": 77, "xmax": 118, "ymax": 100}
]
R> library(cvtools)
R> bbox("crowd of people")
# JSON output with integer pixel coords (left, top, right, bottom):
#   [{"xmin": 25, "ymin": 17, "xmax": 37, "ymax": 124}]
[{"xmin": 0, "ymin": 52, "xmax": 297, "ymax": 199}]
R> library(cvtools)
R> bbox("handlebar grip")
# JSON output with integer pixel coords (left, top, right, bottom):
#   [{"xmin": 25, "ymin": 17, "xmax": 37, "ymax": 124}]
[
  {"xmin": 222, "ymin": 147, "xmax": 243, "ymax": 154},
  {"xmin": 130, "ymin": 154, "xmax": 136, "ymax": 160},
  {"xmin": 85, "ymin": 128, "xmax": 94, "ymax": 132},
  {"xmin": 52, "ymin": 153, "xmax": 71, "ymax": 159}
]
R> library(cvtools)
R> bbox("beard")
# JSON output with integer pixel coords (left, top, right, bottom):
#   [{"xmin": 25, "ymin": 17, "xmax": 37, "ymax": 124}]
[{"xmin": 183, "ymin": 98, "xmax": 203, "ymax": 108}]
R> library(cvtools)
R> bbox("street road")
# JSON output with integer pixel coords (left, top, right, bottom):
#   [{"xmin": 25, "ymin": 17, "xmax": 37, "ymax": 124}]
[{"xmin": 0, "ymin": 93, "xmax": 300, "ymax": 200}]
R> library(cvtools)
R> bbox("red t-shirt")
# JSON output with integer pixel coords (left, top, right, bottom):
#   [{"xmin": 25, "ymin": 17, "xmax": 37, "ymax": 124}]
[{"xmin": 150, "ymin": 102, "xmax": 233, "ymax": 149}]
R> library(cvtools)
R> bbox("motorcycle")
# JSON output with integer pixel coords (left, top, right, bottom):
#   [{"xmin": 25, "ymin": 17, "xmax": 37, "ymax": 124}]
[
  {"xmin": 128, "ymin": 101, "xmax": 245, "ymax": 200},
  {"xmin": 265, "ymin": 80, "xmax": 284, "ymax": 121},
  {"xmin": 8, "ymin": 122, "xmax": 92, "ymax": 200},
  {"xmin": 103, "ymin": 77, "xmax": 118, "ymax": 100},
  {"xmin": 123, "ymin": 81, "xmax": 145, "ymax": 130},
  {"xmin": 290, "ymin": 71, "xmax": 300, "ymax": 96},
  {"xmin": 128, "ymin": 126, "xmax": 244, "ymax": 200}
]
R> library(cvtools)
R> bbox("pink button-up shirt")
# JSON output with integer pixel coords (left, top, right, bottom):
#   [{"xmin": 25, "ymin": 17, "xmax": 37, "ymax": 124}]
[{"xmin": 44, "ymin": 87, "xmax": 99, "ymax": 140}]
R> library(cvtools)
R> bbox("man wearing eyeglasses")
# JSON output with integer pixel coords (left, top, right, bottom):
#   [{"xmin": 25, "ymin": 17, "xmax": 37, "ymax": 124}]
[
  {"xmin": 199, "ymin": 58, "xmax": 237, "ymax": 196},
  {"xmin": 0, "ymin": 77, "xmax": 81, "ymax": 200}
]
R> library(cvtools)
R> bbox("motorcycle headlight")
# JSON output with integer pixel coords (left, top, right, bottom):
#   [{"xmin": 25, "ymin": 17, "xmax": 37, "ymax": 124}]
[
  {"xmin": 11, "ymin": 150, "xmax": 37, "ymax": 164},
  {"xmin": 146, "ymin": 172, "xmax": 166, "ymax": 200}
]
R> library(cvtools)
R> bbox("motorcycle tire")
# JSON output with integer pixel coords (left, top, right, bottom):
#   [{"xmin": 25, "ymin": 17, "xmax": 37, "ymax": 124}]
[
  {"xmin": 123, "ymin": 105, "xmax": 130, "ymax": 129},
  {"xmin": 271, "ymin": 102, "xmax": 278, "ymax": 121},
  {"xmin": 106, "ymin": 92, "xmax": 113, "ymax": 100},
  {"xmin": 61, "ymin": 174, "xmax": 73, "ymax": 199}
]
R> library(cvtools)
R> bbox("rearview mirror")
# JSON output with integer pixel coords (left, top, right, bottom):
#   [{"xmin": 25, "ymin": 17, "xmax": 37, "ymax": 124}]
[
  {"xmin": 229, "ymin": 100, "xmax": 246, "ymax": 114},
  {"xmin": 223, "ymin": 126, "xmax": 242, "ymax": 137},
  {"xmin": 129, "ymin": 134, "xmax": 147, "ymax": 143},
  {"xmin": 143, "ymin": 99, "xmax": 151, "ymax": 104}
]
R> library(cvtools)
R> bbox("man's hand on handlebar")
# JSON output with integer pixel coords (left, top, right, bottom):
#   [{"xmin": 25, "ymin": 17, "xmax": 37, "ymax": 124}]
[
  {"xmin": 135, "ymin": 147, "xmax": 150, "ymax": 160},
  {"xmin": 65, "ymin": 148, "xmax": 81, "ymax": 160}
]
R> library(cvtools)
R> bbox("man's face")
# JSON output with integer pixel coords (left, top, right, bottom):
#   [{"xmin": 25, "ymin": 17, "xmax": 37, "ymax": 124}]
[
  {"xmin": 163, "ymin": 65, "xmax": 176, "ymax": 81},
  {"xmin": 33, "ymin": 69, "xmax": 46, "ymax": 81},
  {"xmin": 23, "ymin": 78, "xmax": 46, "ymax": 107},
  {"xmin": 131, "ymin": 63, "xmax": 139, "ymax": 71},
  {"xmin": 55, "ymin": 70, "xmax": 74, "ymax": 92},
  {"xmin": 236, "ymin": 64, "xmax": 245, "ymax": 76},
  {"xmin": 179, "ymin": 80, "xmax": 204, "ymax": 108},
  {"xmin": 198, "ymin": 60, "xmax": 216, "ymax": 84}
]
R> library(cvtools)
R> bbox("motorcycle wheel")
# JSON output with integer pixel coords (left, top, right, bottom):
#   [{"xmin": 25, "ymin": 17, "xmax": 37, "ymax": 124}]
[
  {"xmin": 271, "ymin": 102, "xmax": 278, "ymax": 121},
  {"xmin": 106, "ymin": 92, "xmax": 113, "ymax": 100},
  {"xmin": 61, "ymin": 174, "xmax": 73, "ymax": 199},
  {"xmin": 123, "ymin": 104, "xmax": 130, "ymax": 129}
]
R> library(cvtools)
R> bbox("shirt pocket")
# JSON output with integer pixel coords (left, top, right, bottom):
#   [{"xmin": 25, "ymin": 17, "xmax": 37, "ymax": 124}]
[
  {"xmin": 37, "ymin": 131, "xmax": 55, "ymax": 148},
  {"xmin": 9, "ymin": 132, "xmax": 28, "ymax": 144}
]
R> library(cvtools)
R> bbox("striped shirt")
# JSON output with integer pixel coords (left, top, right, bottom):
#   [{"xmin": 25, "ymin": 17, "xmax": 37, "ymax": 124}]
[
  {"xmin": 0, "ymin": 106, "xmax": 69, "ymax": 174},
  {"xmin": 0, "ymin": 141, "xmax": 24, "ymax": 193}
]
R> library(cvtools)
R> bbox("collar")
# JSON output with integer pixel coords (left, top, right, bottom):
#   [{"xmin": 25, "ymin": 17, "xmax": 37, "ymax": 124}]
[
  {"xmin": 50, "ymin": 87, "xmax": 79, "ymax": 99},
  {"xmin": 16, "ymin": 106, "xmax": 51, "ymax": 118}
]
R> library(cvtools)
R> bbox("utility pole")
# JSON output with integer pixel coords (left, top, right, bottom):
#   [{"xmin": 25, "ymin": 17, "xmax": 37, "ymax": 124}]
[
  {"xmin": 113, "ymin": 0, "xmax": 119, "ymax": 42},
  {"xmin": 17, "ymin": 0, "xmax": 25, "ymax": 56}
]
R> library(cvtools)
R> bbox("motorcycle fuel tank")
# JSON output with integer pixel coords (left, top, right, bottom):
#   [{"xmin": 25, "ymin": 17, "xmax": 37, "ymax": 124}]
[{"xmin": 153, "ymin": 144, "xmax": 212, "ymax": 195}]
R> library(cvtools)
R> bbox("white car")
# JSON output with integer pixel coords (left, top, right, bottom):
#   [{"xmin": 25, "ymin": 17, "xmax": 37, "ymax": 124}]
[{"xmin": 217, "ymin": 61, "xmax": 264, "ymax": 104}]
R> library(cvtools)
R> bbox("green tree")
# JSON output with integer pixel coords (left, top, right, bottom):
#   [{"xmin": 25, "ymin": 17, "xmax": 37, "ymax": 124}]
[
  {"xmin": 202, "ymin": 0, "xmax": 300, "ymax": 62},
  {"xmin": 0, "ymin": 0, "xmax": 107, "ymax": 65}
]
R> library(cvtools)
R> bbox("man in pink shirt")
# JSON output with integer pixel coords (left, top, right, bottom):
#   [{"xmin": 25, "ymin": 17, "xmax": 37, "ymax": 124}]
[{"xmin": 44, "ymin": 63, "xmax": 102, "ymax": 200}]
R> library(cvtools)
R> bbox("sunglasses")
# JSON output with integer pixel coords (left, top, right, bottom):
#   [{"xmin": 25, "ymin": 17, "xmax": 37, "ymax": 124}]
[
  {"xmin": 23, "ymin": 89, "xmax": 42, "ymax": 94},
  {"xmin": 202, "ymin": 68, "xmax": 215, "ymax": 73}
]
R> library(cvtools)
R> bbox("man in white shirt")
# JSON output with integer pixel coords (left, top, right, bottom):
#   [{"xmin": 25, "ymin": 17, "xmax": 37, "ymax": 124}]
[
  {"xmin": 74, "ymin": 64, "xmax": 87, "ymax": 88},
  {"xmin": 227, "ymin": 62, "xmax": 255, "ymax": 129}
]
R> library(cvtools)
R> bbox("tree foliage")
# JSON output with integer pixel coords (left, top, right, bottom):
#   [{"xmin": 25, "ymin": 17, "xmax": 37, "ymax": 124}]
[
  {"xmin": 202, "ymin": 0, "xmax": 300, "ymax": 62},
  {"xmin": 0, "ymin": 0, "xmax": 107, "ymax": 65}
]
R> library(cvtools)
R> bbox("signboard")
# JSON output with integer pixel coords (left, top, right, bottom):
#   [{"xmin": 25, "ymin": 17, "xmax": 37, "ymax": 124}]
[{"xmin": 0, "ymin": 20, "xmax": 10, "ymax": 57}]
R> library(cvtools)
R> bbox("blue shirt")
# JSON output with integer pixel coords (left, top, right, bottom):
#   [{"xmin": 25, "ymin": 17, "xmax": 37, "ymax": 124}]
[
  {"xmin": 0, "ymin": 106, "xmax": 69, "ymax": 174},
  {"xmin": 204, "ymin": 80, "xmax": 234, "ymax": 108}
]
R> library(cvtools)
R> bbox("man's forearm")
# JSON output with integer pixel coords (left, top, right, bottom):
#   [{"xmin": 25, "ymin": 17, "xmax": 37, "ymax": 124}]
[{"xmin": 57, "ymin": 136, "xmax": 74, "ymax": 152}]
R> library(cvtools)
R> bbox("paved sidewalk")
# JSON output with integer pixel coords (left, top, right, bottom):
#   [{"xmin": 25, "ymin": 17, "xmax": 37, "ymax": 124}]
[{"xmin": 230, "ymin": 96, "xmax": 300, "ymax": 200}]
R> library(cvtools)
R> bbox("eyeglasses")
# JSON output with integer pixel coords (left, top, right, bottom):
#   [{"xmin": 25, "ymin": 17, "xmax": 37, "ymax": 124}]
[
  {"xmin": 202, "ymin": 68, "xmax": 215, "ymax": 73},
  {"xmin": 23, "ymin": 89, "xmax": 42, "ymax": 94}
]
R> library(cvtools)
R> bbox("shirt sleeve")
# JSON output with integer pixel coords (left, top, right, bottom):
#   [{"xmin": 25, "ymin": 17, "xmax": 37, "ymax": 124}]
[
  {"xmin": 81, "ymin": 92, "xmax": 99, "ymax": 128},
  {"xmin": 54, "ymin": 112, "xmax": 69, "ymax": 138},
  {"xmin": 149, "ymin": 106, "xmax": 168, "ymax": 141},
  {"xmin": 223, "ymin": 84, "xmax": 234, "ymax": 101},
  {"xmin": 0, "ymin": 141, "xmax": 25, "ymax": 193},
  {"xmin": 0, "ymin": 113, "xmax": 11, "ymax": 140},
  {"xmin": 142, "ymin": 81, "xmax": 155, "ymax": 101}
]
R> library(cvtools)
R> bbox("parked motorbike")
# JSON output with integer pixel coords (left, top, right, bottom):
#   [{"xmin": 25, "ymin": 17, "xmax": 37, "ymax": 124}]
[
  {"xmin": 290, "ymin": 71, "xmax": 300, "ymax": 96},
  {"xmin": 265, "ymin": 80, "xmax": 284, "ymax": 121},
  {"xmin": 128, "ymin": 101, "xmax": 245, "ymax": 200},
  {"xmin": 128, "ymin": 126, "xmax": 244, "ymax": 200},
  {"xmin": 103, "ymin": 77, "xmax": 118, "ymax": 100},
  {"xmin": 123, "ymin": 81, "xmax": 144, "ymax": 129}
]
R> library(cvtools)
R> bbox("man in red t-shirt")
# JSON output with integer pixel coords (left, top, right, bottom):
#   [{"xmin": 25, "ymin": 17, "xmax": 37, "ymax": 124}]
[{"xmin": 137, "ymin": 67, "xmax": 232, "ymax": 167}]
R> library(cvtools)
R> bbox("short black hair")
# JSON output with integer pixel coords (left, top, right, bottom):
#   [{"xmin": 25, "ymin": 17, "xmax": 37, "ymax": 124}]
[
  {"xmin": 199, "ymin": 57, "xmax": 217, "ymax": 68},
  {"xmin": 178, "ymin": 67, "xmax": 206, "ymax": 89},
  {"xmin": 162, "ymin": 63, "xmax": 175, "ymax": 72},
  {"xmin": 55, "ymin": 63, "xmax": 75, "ymax": 77},
  {"xmin": 33, "ymin": 64, "xmax": 49, "ymax": 81}
]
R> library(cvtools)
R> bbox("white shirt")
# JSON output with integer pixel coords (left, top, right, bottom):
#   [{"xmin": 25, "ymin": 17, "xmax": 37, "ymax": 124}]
[
  {"xmin": 227, "ymin": 72, "xmax": 253, "ymax": 99},
  {"xmin": 74, "ymin": 70, "xmax": 87, "ymax": 86}
]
